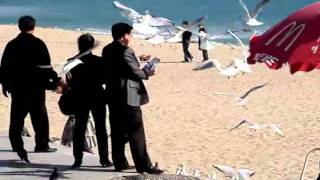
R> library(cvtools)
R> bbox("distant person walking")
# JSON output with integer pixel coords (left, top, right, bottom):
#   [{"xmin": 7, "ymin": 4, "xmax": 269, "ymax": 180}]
[
  {"xmin": 198, "ymin": 25, "xmax": 213, "ymax": 61},
  {"xmin": 102, "ymin": 22, "xmax": 164, "ymax": 174},
  {"xmin": 0, "ymin": 15, "xmax": 59, "ymax": 163},
  {"xmin": 181, "ymin": 21, "xmax": 194, "ymax": 62}
]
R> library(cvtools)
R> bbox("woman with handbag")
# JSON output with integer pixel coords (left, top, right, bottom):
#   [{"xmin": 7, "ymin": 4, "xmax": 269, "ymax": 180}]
[{"xmin": 59, "ymin": 34, "xmax": 112, "ymax": 168}]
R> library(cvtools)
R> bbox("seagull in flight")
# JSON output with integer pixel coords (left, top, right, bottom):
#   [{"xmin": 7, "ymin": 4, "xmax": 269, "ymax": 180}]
[
  {"xmin": 238, "ymin": 0, "xmax": 271, "ymax": 27},
  {"xmin": 239, "ymin": 82, "xmax": 268, "ymax": 100},
  {"xmin": 113, "ymin": 1, "xmax": 143, "ymax": 23},
  {"xmin": 229, "ymin": 118, "xmax": 284, "ymax": 136},
  {"xmin": 234, "ymin": 82, "xmax": 268, "ymax": 107},
  {"xmin": 113, "ymin": 0, "xmax": 174, "ymax": 26},
  {"xmin": 226, "ymin": 29, "xmax": 253, "ymax": 74},
  {"xmin": 211, "ymin": 59, "xmax": 240, "ymax": 78}
]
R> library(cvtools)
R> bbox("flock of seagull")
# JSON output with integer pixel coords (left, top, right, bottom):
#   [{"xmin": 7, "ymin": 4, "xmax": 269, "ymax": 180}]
[
  {"xmin": 112, "ymin": 1, "xmax": 285, "ymax": 180},
  {"xmin": 112, "ymin": 0, "xmax": 271, "ymax": 44}
]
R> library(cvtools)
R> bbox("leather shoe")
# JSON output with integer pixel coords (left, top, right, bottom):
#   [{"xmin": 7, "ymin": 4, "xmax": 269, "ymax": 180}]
[
  {"xmin": 139, "ymin": 163, "xmax": 164, "ymax": 175},
  {"xmin": 71, "ymin": 160, "xmax": 82, "ymax": 169},
  {"xmin": 34, "ymin": 147, "xmax": 57, "ymax": 153},
  {"xmin": 115, "ymin": 165, "xmax": 135, "ymax": 172},
  {"xmin": 17, "ymin": 149, "xmax": 30, "ymax": 163},
  {"xmin": 142, "ymin": 167, "xmax": 164, "ymax": 175},
  {"xmin": 100, "ymin": 160, "xmax": 113, "ymax": 167}
]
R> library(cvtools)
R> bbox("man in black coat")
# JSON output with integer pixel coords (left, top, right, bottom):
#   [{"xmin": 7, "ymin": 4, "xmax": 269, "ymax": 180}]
[
  {"xmin": 0, "ymin": 15, "xmax": 59, "ymax": 163},
  {"xmin": 65, "ymin": 34, "xmax": 112, "ymax": 168},
  {"xmin": 102, "ymin": 22, "xmax": 163, "ymax": 174}
]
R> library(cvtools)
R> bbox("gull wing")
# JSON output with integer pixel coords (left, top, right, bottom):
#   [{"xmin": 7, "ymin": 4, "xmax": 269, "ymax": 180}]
[
  {"xmin": 187, "ymin": 16, "xmax": 206, "ymax": 29},
  {"xmin": 240, "ymin": 82, "xmax": 268, "ymax": 99},
  {"xmin": 229, "ymin": 118, "xmax": 255, "ymax": 131},
  {"xmin": 213, "ymin": 164, "xmax": 237, "ymax": 178},
  {"xmin": 227, "ymin": 29, "xmax": 248, "ymax": 58},
  {"xmin": 227, "ymin": 29, "xmax": 245, "ymax": 49},
  {"xmin": 149, "ymin": 16, "xmax": 174, "ymax": 27},
  {"xmin": 238, "ymin": 169, "xmax": 255, "ymax": 180},
  {"xmin": 166, "ymin": 30, "xmax": 184, "ymax": 43},
  {"xmin": 252, "ymin": 0, "xmax": 271, "ymax": 18},
  {"xmin": 132, "ymin": 22, "xmax": 159, "ymax": 35},
  {"xmin": 146, "ymin": 34, "xmax": 165, "ymax": 44},
  {"xmin": 238, "ymin": 0, "xmax": 252, "ymax": 20},
  {"xmin": 113, "ymin": 1, "xmax": 143, "ymax": 22},
  {"xmin": 268, "ymin": 122, "xmax": 284, "ymax": 137},
  {"xmin": 145, "ymin": 11, "xmax": 175, "ymax": 27}
]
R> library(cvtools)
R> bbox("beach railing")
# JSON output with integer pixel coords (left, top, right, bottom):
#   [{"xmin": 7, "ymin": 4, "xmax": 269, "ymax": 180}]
[{"xmin": 299, "ymin": 147, "xmax": 320, "ymax": 180}]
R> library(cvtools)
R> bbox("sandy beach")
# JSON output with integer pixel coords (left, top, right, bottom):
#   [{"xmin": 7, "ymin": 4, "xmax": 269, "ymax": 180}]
[{"xmin": 1, "ymin": 24, "xmax": 320, "ymax": 179}]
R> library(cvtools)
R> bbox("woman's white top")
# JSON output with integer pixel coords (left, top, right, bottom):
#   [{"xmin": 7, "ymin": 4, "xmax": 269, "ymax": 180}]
[{"xmin": 199, "ymin": 31, "xmax": 213, "ymax": 50}]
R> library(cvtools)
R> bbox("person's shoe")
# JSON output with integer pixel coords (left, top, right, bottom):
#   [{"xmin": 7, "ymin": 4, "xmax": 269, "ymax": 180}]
[
  {"xmin": 71, "ymin": 160, "xmax": 82, "ymax": 169},
  {"xmin": 143, "ymin": 167, "xmax": 164, "ymax": 175},
  {"xmin": 17, "ymin": 149, "xmax": 30, "ymax": 163},
  {"xmin": 139, "ymin": 163, "xmax": 164, "ymax": 175},
  {"xmin": 34, "ymin": 147, "xmax": 57, "ymax": 153},
  {"xmin": 100, "ymin": 160, "xmax": 113, "ymax": 167},
  {"xmin": 115, "ymin": 165, "xmax": 135, "ymax": 172}
]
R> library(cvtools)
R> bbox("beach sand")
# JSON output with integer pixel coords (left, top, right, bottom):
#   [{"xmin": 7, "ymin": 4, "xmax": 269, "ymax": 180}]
[{"xmin": 1, "ymin": 24, "xmax": 320, "ymax": 179}]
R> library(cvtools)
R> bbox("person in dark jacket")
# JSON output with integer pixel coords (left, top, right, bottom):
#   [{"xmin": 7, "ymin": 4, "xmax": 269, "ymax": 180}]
[
  {"xmin": 181, "ymin": 21, "xmax": 194, "ymax": 62},
  {"xmin": 65, "ymin": 34, "xmax": 112, "ymax": 168},
  {"xmin": 0, "ymin": 15, "xmax": 59, "ymax": 163},
  {"xmin": 102, "ymin": 22, "xmax": 164, "ymax": 174}
]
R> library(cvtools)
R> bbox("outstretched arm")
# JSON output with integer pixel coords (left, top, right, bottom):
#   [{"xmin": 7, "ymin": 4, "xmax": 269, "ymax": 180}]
[{"xmin": 123, "ymin": 47, "xmax": 152, "ymax": 80}]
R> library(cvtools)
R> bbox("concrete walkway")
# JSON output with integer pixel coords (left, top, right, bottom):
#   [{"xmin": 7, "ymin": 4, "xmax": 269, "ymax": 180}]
[{"xmin": 0, "ymin": 131, "xmax": 199, "ymax": 180}]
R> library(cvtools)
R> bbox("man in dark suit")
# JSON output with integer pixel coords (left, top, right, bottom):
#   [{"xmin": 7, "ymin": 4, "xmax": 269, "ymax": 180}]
[
  {"xmin": 102, "ymin": 22, "xmax": 163, "ymax": 174},
  {"xmin": 0, "ymin": 15, "xmax": 59, "ymax": 163}
]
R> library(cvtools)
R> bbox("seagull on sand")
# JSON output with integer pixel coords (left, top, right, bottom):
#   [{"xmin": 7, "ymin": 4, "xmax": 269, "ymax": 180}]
[
  {"xmin": 238, "ymin": 0, "xmax": 271, "ymax": 27},
  {"xmin": 176, "ymin": 164, "xmax": 188, "ymax": 175},
  {"xmin": 213, "ymin": 164, "xmax": 255, "ymax": 180},
  {"xmin": 191, "ymin": 168, "xmax": 201, "ymax": 177}
]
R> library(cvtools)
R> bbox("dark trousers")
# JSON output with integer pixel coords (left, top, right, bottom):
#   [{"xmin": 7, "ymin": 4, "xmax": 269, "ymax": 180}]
[
  {"xmin": 73, "ymin": 101, "xmax": 108, "ymax": 162},
  {"xmin": 9, "ymin": 90, "xmax": 49, "ymax": 151},
  {"xmin": 109, "ymin": 104, "xmax": 152, "ymax": 172},
  {"xmin": 182, "ymin": 41, "xmax": 193, "ymax": 62},
  {"xmin": 202, "ymin": 50, "xmax": 209, "ymax": 61}
]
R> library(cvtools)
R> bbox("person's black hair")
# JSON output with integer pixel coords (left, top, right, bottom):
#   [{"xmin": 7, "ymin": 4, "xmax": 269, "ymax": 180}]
[
  {"xmin": 198, "ymin": 25, "xmax": 207, "ymax": 33},
  {"xmin": 18, "ymin": 15, "xmax": 35, "ymax": 32},
  {"xmin": 111, "ymin": 22, "xmax": 133, "ymax": 40},
  {"xmin": 182, "ymin": 21, "xmax": 188, "ymax": 26},
  {"xmin": 77, "ymin": 33, "xmax": 95, "ymax": 52}
]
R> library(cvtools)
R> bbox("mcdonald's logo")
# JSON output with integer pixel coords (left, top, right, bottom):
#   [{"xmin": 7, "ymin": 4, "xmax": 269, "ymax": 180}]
[{"xmin": 265, "ymin": 22, "xmax": 305, "ymax": 52}]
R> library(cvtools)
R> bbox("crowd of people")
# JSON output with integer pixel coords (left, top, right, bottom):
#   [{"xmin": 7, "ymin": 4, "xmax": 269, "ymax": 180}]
[{"xmin": 0, "ymin": 15, "xmax": 164, "ymax": 175}]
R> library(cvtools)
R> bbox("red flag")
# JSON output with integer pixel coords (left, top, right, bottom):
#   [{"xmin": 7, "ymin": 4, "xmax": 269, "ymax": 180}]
[{"xmin": 247, "ymin": 2, "xmax": 320, "ymax": 74}]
